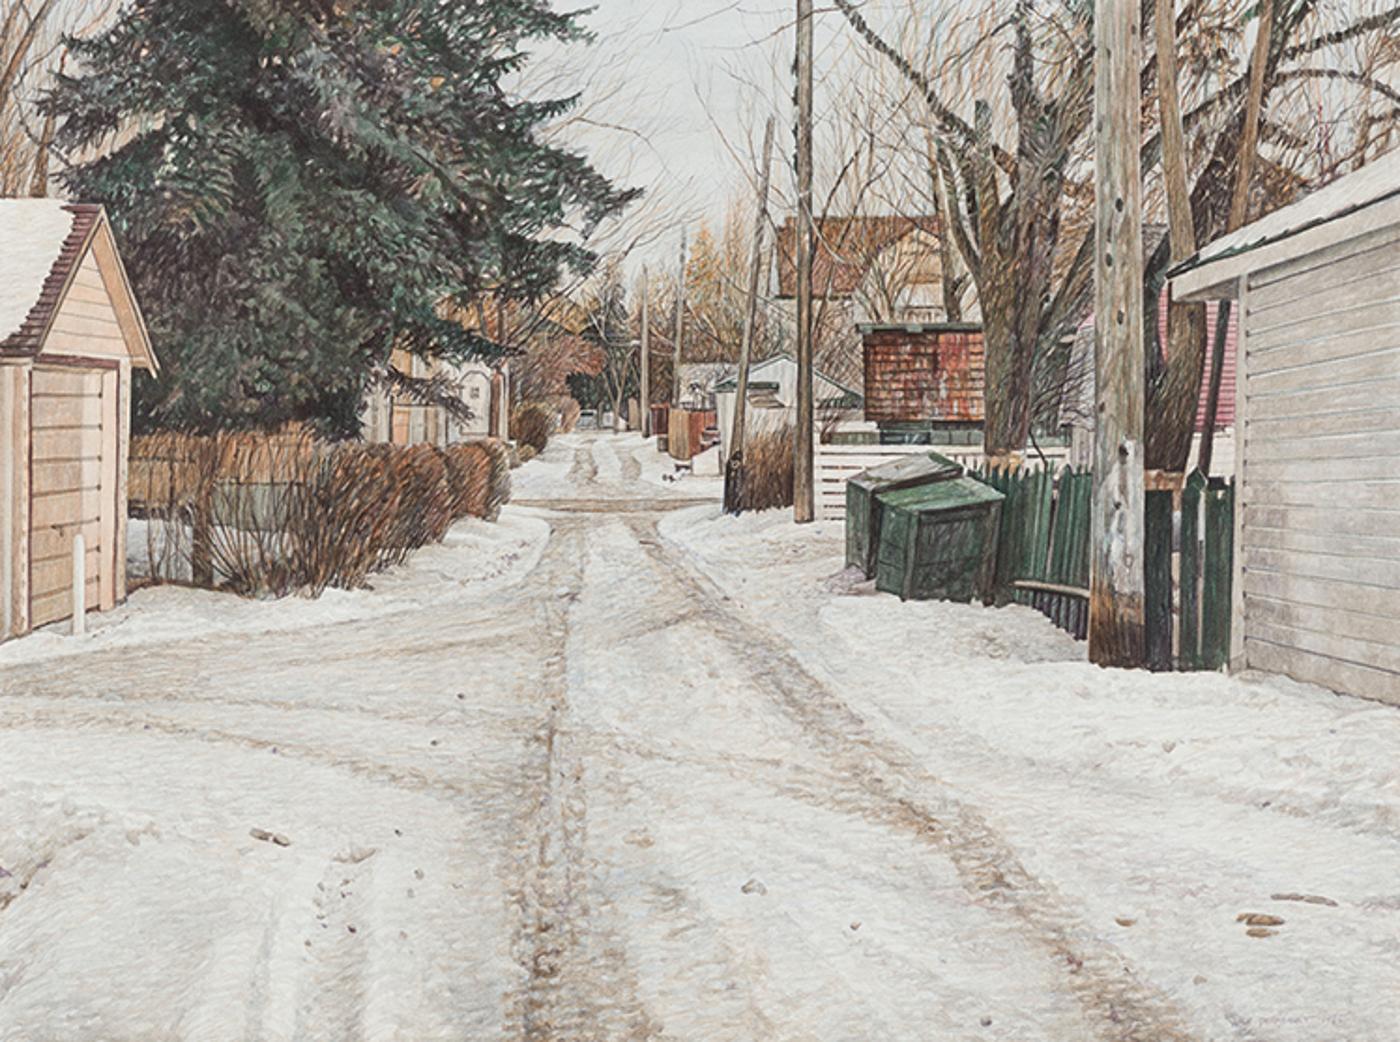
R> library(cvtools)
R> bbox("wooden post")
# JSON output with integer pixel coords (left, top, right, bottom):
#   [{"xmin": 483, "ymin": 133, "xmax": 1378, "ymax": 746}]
[
  {"xmin": 671, "ymin": 231, "xmax": 687, "ymax": 408},
  {"xmin": 640, "ymin": 267, "xmax": 651, "ymax": 438},
  {"xmin": 793, "ymin": 0, "xmax": 815, "ymax": 523},
  {"xmin": 1090, "ymin": 0, "xmax": 1146, "ymax": 668},
  {"xmin": 71, "ymin": 533, "xmax": 86, "ymax": 636}
]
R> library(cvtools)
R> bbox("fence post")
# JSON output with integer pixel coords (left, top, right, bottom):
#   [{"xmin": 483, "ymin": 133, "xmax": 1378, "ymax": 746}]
[
  {"xmin": 1201, "ymin": 478, "xmax": 1235, "ymax": 670},
  {"xmin": 1144, "ymin": 489, "xmax": 1173, "ymax": 671},
  {"xmin": 71, "ymin": 533, "xmax": 86, "ymax": 636},
  {"xmin": 1179, "ymin": 469, "xmax": 1205, "ymax": 670}
]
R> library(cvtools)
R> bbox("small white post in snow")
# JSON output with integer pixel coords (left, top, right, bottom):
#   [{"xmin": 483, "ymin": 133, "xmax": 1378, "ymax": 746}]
[{"xmin": 71, "ymin": 533, "xmax": 86, "ymax": 636}]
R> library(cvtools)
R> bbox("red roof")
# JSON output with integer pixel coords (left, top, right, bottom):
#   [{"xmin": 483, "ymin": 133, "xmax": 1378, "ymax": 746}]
[{"xmin": 775, "ymin": 216, "xmax": 940, "ymax": 299}]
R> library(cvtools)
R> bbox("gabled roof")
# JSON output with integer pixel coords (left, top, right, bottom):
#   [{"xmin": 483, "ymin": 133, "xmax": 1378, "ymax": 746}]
[
  {"xmin": 1173, "ymin": 147, "xmax": 1400, "ymax": 300},
  {"xmin": 713, "ymin": 353, "xmax": 863, "ymax": 403},
  {"xmin": 775, "ymin": 216, "xmax": 940, "ymax": 300},
  {"xmin": 0, "ymin": 199, "xmax": 157, "ymax": 371}
]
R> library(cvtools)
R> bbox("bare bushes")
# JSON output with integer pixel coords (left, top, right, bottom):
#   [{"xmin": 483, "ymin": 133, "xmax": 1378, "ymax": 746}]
[
  {"xmin": 737, "ymin": 426, "xmax": 794, "ymax": 513},
  {"xmin": 130, "ymin": 432, "xmax": 512, "ymax": 597},
  {"xmin": 512, "ymin": 401, "xmax": 556, "ymax": 454}
]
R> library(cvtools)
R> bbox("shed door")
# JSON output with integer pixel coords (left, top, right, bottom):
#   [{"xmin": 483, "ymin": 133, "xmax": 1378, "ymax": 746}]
[
  {"xmin": 1238, "ymin": 222, "xmax": 1400, "ymax": 704},
  {"xmin": 29, "ymin": 365, "xmax": 117, "ymax": 627}
]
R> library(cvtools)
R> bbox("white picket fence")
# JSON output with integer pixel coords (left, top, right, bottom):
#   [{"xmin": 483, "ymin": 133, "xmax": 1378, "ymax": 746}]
[{"xmin": 814, "ymin": 441, "xmax": 1072, "ymax": 521}]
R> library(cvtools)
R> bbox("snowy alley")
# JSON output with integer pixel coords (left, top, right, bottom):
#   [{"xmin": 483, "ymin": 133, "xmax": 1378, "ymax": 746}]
[{"xmin": 1, "ymin": 432, "xmax": 1398, "ymax": 1042}]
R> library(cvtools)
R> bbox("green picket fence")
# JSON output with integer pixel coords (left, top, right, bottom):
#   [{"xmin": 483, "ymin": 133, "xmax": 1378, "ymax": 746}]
[{"xmin": 973, "ymin": 464, "xmax": 1233, "ymax": 669}]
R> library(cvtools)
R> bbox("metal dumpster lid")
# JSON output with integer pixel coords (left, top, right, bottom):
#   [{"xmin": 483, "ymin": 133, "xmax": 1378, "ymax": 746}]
[
  {"xmin": 848, "ymin": 451, "xmax": 963, "ymax": 494},
  {"xmin": 876, "ymin": 474, "xmax": 1005, "ymax": 511}
]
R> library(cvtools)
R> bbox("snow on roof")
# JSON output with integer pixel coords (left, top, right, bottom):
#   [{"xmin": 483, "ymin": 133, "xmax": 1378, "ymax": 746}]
[
  {"xmin": 0, "ymin": 199, "xmax": 89, "ymax": 344},
  {"xmin": 1184, "ymin": 147, "xmax": 1400, "ymax": 272}
]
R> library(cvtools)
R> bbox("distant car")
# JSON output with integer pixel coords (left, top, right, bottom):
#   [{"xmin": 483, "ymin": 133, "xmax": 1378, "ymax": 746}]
[{"xmin": 577, "ymin": 409, "xmax": 598, "ymax": 429}]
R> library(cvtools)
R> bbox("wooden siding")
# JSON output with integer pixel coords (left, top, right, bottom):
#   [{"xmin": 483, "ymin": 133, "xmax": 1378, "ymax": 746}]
[
  {"xmin": 862, "ymin": 327, "xmax": 984, "ymax": 424},
  {"xmin": 1237, "ymin": 222, "xmax": 1400, "ymax": 705},
  {"xmin": 40, "ymin": 250, "xmax": 129, "ymax": 360},
  {"xmin": 29, "ymin": 366, "xmax": 111, "ymax": 628}
]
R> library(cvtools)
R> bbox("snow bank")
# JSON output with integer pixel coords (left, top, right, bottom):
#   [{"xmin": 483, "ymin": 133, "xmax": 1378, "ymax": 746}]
[{"xmin": 2, "ymin": 509, "xmax": 550, "ymax": 667}]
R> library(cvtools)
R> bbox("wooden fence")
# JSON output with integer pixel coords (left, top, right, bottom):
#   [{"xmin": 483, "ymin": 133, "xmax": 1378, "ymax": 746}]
[
  {"xmin": 973, "ymin": 464, "xmax": 1234, "ymax": 669},
  {"xmin": 816, "ymin": 442, "xmax": 1070, "ymax": 521}
]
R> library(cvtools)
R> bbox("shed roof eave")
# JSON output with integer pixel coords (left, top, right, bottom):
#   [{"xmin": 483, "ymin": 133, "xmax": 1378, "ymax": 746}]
[{"xmin": 1172, "ymin": 188, "xmax": 1400, "ymax": 302}]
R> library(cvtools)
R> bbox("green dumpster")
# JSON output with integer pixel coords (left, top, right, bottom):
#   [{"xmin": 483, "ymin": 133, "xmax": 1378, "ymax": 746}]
[
  {"xmin": 874, "ymin": 477, "xmax": 1004, "ymax": 603},
  {"xmin": 846, "ymin": 452, "xmax": 963, "ymax": 577}
]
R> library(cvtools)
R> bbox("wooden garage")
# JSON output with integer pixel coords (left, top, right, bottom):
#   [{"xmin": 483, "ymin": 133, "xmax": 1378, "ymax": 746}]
[
  {"xmin": 1, "ymin": 200, "xmax": 157, "ymax": 641},
  {"xmin": 1172, "ymin": 148, "xmax": 1400, "ymax": 705}
]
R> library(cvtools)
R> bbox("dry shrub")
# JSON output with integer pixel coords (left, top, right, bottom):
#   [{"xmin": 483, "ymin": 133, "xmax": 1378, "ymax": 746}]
[
  {"xmin": 518, "ymin": 444, "xmax": 538, "ymax": 464},
  {"xmin": 512, "ymin": 401, "xmax": 556, "ymax": 453},
  {"xmin": 131, "ymin": 433, "xmax": 512, "ymax": 597},
  {"xmin": 739, "ymin": 426, "xmax": 794, "ymax": 513}
]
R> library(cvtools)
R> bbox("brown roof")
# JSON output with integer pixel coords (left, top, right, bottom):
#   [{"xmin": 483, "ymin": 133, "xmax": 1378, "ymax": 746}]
[
  {"xmin": 1, "ymin": 203, "xmax": 103, "ymax": 356},
  {"xmin": 775, "ymin": 216, "xmax": 940, "ymax": 299}
]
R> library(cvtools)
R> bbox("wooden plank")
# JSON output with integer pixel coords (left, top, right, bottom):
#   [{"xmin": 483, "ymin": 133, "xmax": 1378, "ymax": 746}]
[
  {"xmin": 1248, "ymin": 224, "xmax": 1400, "ymax": 305},
  {"xmin": 1179, "ymin": 470, "xmax": 1205, "ymax": 670},
  {"xmin": 30, "ymin": 368, "xmax": 103, "ymax": 397},
  {"xmin": 1245, "ymin": 638, "xmax": 1400, "ymax": 706},
  {"xmin": 1244, "ymin": 454, "xmax": 1400, "ymax": 484},
  {"xmin": 1246, "ymin": 523, "xmax": 1400, "ymax": 559},
  {"xmin": 32, "ymin": 550, "xmax": 101, "ymax": 598},
  {"xmin": 1012, "ymin": 579, "xmax": 1089, "ymax": 599},
  {"xmin": 31, "ymin": 426, "xmax": 102, "ymax": 461},
  {"xmin": 1242, "ymin": 477, "xmax": 1400, "ymax": 511},
  {"xmin": 31, "ymin": 458, "xmax": 103, "ymax": 495},
  {"xmin": 1246, "ymin": 503, "xmax": 1400, "ymax": 539},
  {"xmin": 1247, "ymin": 319, "xmax": 1400, "ymax": 374},
  {"xmin": 1248, "ymin": 345, "xmax": 1400, "ymax": 395},
  {"xmin": 29, "ymin": 395, "xmax": 104, "ymax": 430},
  {"xmin": 1246, "ymin": 297, "xmax": 1400, "ymax": 354},
  {"xmin": 1246, "ymin": 263, "xmax": 1400, "ymax": 334},
  {"xmin": 31, "ymin": 490, "xmax": 100, "ymax": 528},
  {"xmin": 31, "ymin": 520, "xmax": 101, "ymax": 562},
  {"xmin": 1201, "ymin": 482, "xmax": 1234, "ymax": 671},
  {"xmin": 1243, "ymin": 568, "xmax": 1400, "ymax": 619},
  {"xmin": 1244, "ymin": 425, "xmax": 1400, "ymax": 460},
  {"xmin": 54, "ymin": 295, "xmax": 124, "ymax": 326},
  {"xmin": 1249, "ymin": 595, "xmax": 1400, "ymax": 652},
  {"xmin": 1244, "ymin": 544, "xmax": 1400, "ymax": 589},
  {"xmin": 1247, "ymin": 374, "xmax": 1400, "ymax": 423},
  {"xmin": 31, "ymin": 582, "xmax": 99, "ymax": 629}
]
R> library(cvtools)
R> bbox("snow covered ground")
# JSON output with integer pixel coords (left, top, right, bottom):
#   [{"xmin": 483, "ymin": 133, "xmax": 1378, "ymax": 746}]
[{"xmin": 1, "ymin": 431, "xmax": 1396, "ymax": 1041}]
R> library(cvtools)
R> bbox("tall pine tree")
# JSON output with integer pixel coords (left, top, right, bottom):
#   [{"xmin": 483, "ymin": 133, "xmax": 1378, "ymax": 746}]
[{"xmin": 48, "ymin": 0, "xmax": 638, "ymax": 434}]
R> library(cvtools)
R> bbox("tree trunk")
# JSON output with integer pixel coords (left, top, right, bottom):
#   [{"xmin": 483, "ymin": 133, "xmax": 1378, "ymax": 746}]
[{"xmin": 1145, "ymin": 0, "xmax": 1209, "ymax": 473}]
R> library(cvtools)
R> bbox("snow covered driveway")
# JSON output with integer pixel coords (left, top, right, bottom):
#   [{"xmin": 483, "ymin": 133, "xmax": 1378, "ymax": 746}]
[{"xmin": 1, "ymin": 432, "xmax": 1397, "ymax": 1041}]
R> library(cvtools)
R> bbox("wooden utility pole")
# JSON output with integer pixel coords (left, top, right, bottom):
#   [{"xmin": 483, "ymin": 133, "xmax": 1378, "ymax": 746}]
[
  {"xmin": 1090, "ymin": 0, "xmax": 1146, "ymax": 668},
  {"xmin": 725, "ymin": 117, "xmax": 776, "ymax": 515},
  {"xmin": 671, "ymin": 230, "xmax": 687, "ymax": 408},
  {"xmin": 793, "ymin": 0, "xmax": 815, "ymax": 523},
  {"xmin": 640, "ymin": 267, "xmax": 651, "ymax": 437}
]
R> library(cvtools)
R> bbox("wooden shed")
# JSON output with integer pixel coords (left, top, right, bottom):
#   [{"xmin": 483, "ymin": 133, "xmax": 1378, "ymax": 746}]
[
  {"xmin": 1, "ymin": 201, "xmax": 157, "ymax": 641},
  {"xmin": 1172, "ymin": 148, "xmax": 1400, "ymax": 705},
  {"xmin": 859, "ymin": 323, "xmax": 984, "ymax": 438}
]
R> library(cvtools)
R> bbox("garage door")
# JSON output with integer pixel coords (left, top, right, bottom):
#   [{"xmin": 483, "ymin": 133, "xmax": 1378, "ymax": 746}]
[
  {"xmin": 29, "ymin": 366, "xmax": 117, "ymax": 628},
  {"xmin": 1238, "ymin": 223, "xmax": 1400, "ymax": 704}
]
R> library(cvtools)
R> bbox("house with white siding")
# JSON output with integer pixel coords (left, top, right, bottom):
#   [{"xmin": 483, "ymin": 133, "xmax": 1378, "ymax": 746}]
[{"xmin": 1172, "ymin": 147, "xmax": 1400, "ymax": 706}]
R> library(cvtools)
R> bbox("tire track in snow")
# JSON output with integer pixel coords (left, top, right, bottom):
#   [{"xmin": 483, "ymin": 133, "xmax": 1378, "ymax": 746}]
[
  {"xmin": 498, "ymin": 520, "xmax": 664, "ymax": 1042},
  {"xmin": 628, "ymin": 514, "xmax": 1200, "ymax": 1042}
]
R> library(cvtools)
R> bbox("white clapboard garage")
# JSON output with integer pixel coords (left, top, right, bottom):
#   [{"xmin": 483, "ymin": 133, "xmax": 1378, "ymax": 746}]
[
  {"xmin": 1173, "ymin": 148, "xmax": 1400, "ymax": 706},
  {"xmin": 1, "ymin": 200, "xmax": 157, "ymax": 641}
]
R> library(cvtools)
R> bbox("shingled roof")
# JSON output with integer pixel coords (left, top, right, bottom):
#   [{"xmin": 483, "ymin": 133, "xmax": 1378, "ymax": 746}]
[{"xmin": 0, "ymin": 201, "xmax": 104, "ymax": 355}]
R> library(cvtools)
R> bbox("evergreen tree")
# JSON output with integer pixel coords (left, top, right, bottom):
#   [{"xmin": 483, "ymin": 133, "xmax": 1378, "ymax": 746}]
[{"xmin": 49, "ymin": 0, "xmax": 638, "ymax": 434}]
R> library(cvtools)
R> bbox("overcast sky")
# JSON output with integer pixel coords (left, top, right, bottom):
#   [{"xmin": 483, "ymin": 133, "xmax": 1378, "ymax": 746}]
[{"xmin": 535, "ymin": 1, "xmax": 879, "ymax": 266}]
